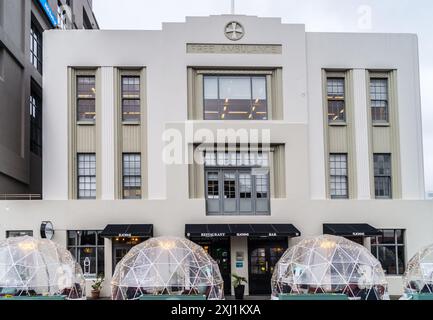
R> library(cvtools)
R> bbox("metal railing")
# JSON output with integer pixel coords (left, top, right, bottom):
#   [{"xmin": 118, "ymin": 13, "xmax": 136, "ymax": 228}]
[{"xmin": 0, "ymin": 194, "xmax": 42, "ymax": 201}]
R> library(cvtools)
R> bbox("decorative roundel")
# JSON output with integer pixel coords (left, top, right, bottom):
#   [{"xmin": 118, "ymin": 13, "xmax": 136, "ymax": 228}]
[{"xmin": 224, "ymin": 21, "xmax": 245, "ymax": 41}]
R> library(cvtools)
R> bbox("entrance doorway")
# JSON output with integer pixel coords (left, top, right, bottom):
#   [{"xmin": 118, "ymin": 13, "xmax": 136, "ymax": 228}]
[
  {"xmin": 112, "ymin": 237, "xmax": 145, "ymax": 273},
  {"xmin": 192, "ymin": 238, "xmax": 231, "ymax": 295},
  {"xmin": 248, "ymin": 238, "xmax": 288, "ymax": 295},
  {"xmin": 345, "ymin": 236, "xmax": 364, "ymax": 245}
]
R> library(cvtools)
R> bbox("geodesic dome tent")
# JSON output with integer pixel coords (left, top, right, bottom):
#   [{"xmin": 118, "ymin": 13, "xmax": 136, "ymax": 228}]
[
  {"xmin": 111, "ymin": 236, "xmax": 224, "ymax": 300},
  {"xmin": 271, "ymin": 235, "xmax": 388, "ymax": 300},
  {"xmin": 0, "ymin": 236, "xmax": 86, "ymax": 299},
  {"xmin": 403, "ymin": 244, "xmax": 433, "ymax": 294}
]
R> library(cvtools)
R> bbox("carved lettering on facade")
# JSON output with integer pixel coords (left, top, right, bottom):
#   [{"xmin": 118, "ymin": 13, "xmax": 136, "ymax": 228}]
[{"xmin": 187, "ymin": 44, "xmax": 282, "ymax": 54}]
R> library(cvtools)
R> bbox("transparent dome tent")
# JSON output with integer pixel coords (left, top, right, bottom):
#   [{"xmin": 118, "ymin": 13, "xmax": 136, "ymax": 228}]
[
  {"xmin": 112, "ymin": 236, "xmax": 224, "ymax": 300},
  {"xmin": 271, "ymin": 235, "xmax": 389, "ymax": 300},
  {"xmin": 403, "ymin": 244, "xmax": 433, "ymax": 294},
  {"xmin": 0, "ymin": 236, "xmax": 86, "ymax": 299}
]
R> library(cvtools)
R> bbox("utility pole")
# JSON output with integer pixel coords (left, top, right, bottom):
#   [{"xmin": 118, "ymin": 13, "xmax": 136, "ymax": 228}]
[{"xmin": 231, "ymin": 0, "xmax": 235, "ymax": 14}]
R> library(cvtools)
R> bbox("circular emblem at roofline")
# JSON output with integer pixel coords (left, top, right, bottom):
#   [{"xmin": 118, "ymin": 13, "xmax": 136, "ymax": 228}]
[{"xmin": 224, "ymin": 21, "xmax": 244, "ymax": 41}]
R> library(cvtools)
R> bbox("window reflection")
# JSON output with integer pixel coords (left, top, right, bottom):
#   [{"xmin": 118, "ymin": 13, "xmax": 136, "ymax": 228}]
[{"xmin": 204, "ymin": 76, "xmax": 268, "ymax": 120}]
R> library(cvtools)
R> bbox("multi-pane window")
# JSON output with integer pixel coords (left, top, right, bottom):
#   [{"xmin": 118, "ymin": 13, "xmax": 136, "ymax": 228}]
[
  {"xmin": 77, "ymin": 76, "xmax": 96, "ymax": 122},
  {"xmin": 122, "ymin": 153, "xmax": 141, "ymax": 199},
  {"xmin": 68, "ymin": 231, "xmax": 104, "ymax": 278},
  {"xmin": 370, "ymin": 79, "xmax": 389, "ymax": 123},
  {"xmin": 6, "ymin": 231, "xmax": 33, "ymax": 238},
  {"xmin": 30, "ymin": 92, "xmax": 42, "ymax": 156},
  {"xmin": 77, "ymin": 153, "xmax": 96, "ymax": 199},
  {"xmin": 121, "ymin": 76, "xmax": 140, "ymax": 122},
  {"xmin": 329, "ymin": 154, "xmax": 348, "ymax": 199},
  {"xmin": 371, "ymin": 229, "xmax": 405, "ymax": 275},
  {"xmin": 204, "ymin": 75, "xmax": 268, "ymax": 120},
  {"xmin": 327, "ymin": 78, "xmax": 345, "ymax": 123},
  {"xmin": 30, "ymin": 23, "xmax": 42, "ymax": 73},
  {"xmin": 374, "ymin": 154, "xmax": 392, "ymax": 199},
  {"xmin": 205, "ymin": 151, "xmax": 270, "ymax": 215}
]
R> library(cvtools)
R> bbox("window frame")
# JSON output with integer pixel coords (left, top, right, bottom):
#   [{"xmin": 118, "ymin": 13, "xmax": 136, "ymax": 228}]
[
  {"xmin": 204, "ymin": 151, "xmax": 270, "ymax": 216},
  {"xmin": 326, "ymin": 77, "xmax": 346, "ymax": 124},
  {"xmin": 122, "ymin": 153, "xmax": 142, "ymax": 199},
  {"xmin": 77, "ymin": 153, "xmax": 97, "ymax": 200},
  {"xmin": 329, "ymin": 153, "xmax": 349, "ymax": 199},
  {"xmin": 30, "ymin": 21, "xmax": 43, "ymax": 73},
  {"xmin": 30, "ymin": 88, "xmax": 42, "ymax": 157},
  {"xmin": 121, "ymin": 75, "xmax": 141, "ymax": 123},
  {"xmin": 67, "ymin": 230, "xmax": 104, "ymax": 278},
  {"xmin": 371, "ymin": 229, "xmax": 405, "ymax": 276},
  {"xmin": 203, "ymin": 74, "xmax": 268, "ymax": 121},
  {"xmin": 370, "ymin": 77, "xmax": 390, "ymax": 124},
  {"xmin": 188, "ymin": 68, "xmax": 283, "ymax": 121},
  {"xmin": 76, "ymin": 75, "xmax": 96, "ymax": 123},
  {"xmin": 373, "ymin": 153, "xmax": 392, "ymax": 199}
]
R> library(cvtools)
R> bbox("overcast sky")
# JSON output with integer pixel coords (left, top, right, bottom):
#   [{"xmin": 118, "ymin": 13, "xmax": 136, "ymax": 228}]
[{"xmin": 93, "ymin": 0, "xmax": 433, "ymax": 192}]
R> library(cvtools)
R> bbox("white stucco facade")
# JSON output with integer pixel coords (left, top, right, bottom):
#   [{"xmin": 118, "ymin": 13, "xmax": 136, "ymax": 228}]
[{"xmin": 0, "ymin": 15, "xmax": 431, "ymax": 298}]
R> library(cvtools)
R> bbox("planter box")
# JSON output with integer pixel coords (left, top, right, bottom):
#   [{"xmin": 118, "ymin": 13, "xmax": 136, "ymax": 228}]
[{"xmin": 408, "ymin": 293, "xmax": 433, "ymax": 300}]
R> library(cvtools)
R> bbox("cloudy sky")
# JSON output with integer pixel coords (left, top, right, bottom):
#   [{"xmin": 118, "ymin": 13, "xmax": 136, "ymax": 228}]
[{"xmin": 93, "ymin": 0, "xmax": 433, "ymax": 192}]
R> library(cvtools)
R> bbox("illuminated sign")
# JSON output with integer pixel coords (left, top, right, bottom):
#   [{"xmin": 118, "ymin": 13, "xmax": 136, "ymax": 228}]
[{"xmin": 38, "ymin": 0, "xmax": 58, "ymax": 27}]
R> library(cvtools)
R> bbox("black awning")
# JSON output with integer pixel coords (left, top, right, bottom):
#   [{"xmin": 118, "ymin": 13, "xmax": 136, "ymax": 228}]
[
  {"xmin": 185, "ymin": 224, "xmax": 301, "ymax": 238},
  {"xmin": 101, "ymin": 224, "xmax": 153, "ymax": 238},
  {"xmin": 323, "ymin": 224, "xmax": 381, "ymax": 237}
]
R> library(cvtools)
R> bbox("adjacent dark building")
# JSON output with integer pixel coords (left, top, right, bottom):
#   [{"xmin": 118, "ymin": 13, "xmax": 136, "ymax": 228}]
[{"xmin": 0, "ymin": 0, "xmax": 98, "ymax": 199}]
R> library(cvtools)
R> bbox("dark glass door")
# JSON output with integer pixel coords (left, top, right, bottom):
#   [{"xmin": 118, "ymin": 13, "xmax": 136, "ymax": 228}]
[
  {"xmin": 248, "ymin": 238, "xmax": 287, "ymax": 295},
  {"xmin": 112, "ymin": 237, "xmax": 145, "ymax": 273},
  {"xmin": 193, "ymin": 238, "xmax": 231, "ymax": 295}
]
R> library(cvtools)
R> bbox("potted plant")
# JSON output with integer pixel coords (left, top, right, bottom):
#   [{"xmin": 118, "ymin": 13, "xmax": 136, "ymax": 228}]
[
  {"xmin": 232, "ymin": 274, "xmax": 247, "ymax": 300},
  {"xmin": 91, "ymin": 274, "xmax": 104, "ymax": 300}
]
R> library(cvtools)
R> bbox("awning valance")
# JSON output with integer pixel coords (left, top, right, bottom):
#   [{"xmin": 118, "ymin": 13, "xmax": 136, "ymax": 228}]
[
  {"xmin": 185, "ymin": 224, "xmax": 301, "ymax": 238},
  {"xmin": 323, "ymin": 224, "xmax": 381, "ymax": 237},
  {"xmin": 101, "ymin": 224, "xmax": 153, "ymax": 238}
]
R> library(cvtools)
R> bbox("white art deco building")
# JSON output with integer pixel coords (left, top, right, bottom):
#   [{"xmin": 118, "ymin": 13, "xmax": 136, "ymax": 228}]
[{"xmin": 0, "ymin": 15, "xmax": 431, "ymax": 297}]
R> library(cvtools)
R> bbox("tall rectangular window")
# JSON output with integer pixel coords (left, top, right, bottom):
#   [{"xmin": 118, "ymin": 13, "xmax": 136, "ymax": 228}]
[
  {"xmin": 78, "ymin": 153, "xmax": 96, "ymax": 199},
  {"xmin": 121, "ymin": 76, "xmax": 140, "ymax": 122},
  {"xmin": 68, "ymin": 230, "xmax": 104, "ymax": 278},
  {"xmin": 329, "ymin": 154, "xmax": 348, "ymax": 199},
  {"xmin": 204, "ymin": 151, "xmax": 270, "ymax": 215},
  {"xmin": 30, "ymin": 91, "xmax": 42, "ymax": 156},
  {"xmin": 370, "ymin": 78, "xmax": 389, "ymax": 123},
  {"xmin": 371, "ymin": 229, "xmax": 405, "ymax": 275},
  {"xmin": 123, "ymin": 153, "xmax": 141, "ymax": 199},
  {"xmin": 374, "ymin": 154, "xmax": 392, "ymax": 199},
  {"xmin": 77, "ymin": 76, "xmax": 96, "ymax": 122},
  {"xmin": 327, "ymin": 78, "xmax": 345, "ymax": 123},
  {"xmin": 30, "ymin": 22, "xmax": 42, "ymax": 73},
  {"xmin": 204, "ymin": 75, "xmax": 268, "ymax": 120}
]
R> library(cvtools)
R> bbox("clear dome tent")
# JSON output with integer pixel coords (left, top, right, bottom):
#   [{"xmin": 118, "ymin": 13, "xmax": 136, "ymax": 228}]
[
  {"xmin": 403, "ymin": 244, "xmax": 433, "ymax": 294},
  {"xmin": 0, "ymin": 236, "xmax": 86, "ymax": 299},
  {"xmin": 271, "ymin": 235, "xmax": 389, "ymax": 300},
  {"xmin": 111, "ymin": 236, "xmax": 224, "ymax": 300}
]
